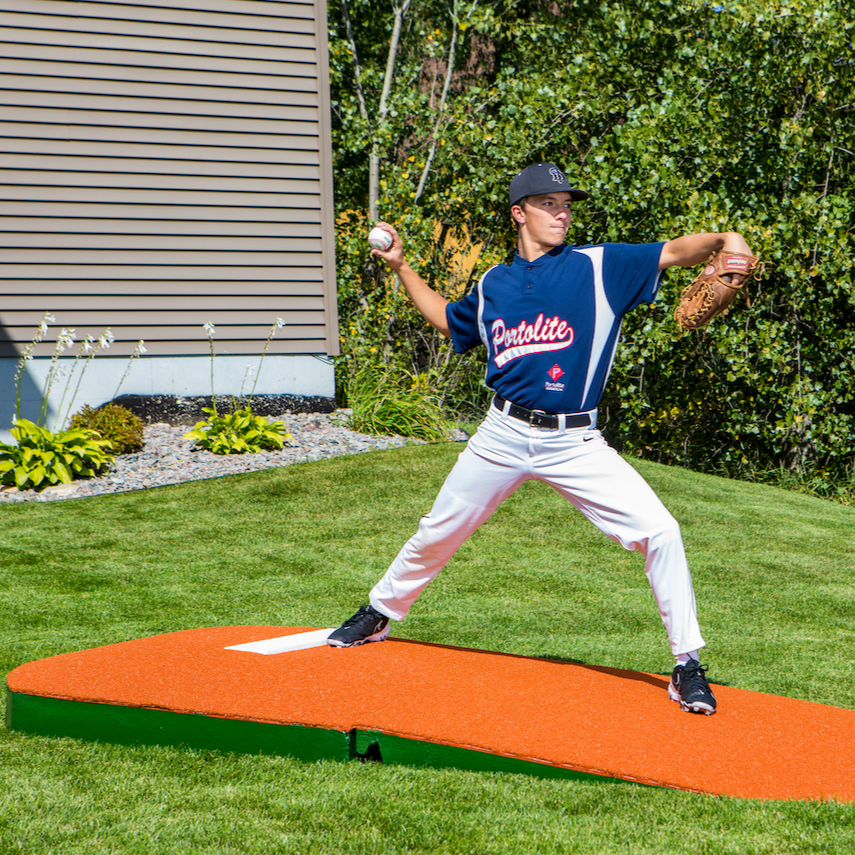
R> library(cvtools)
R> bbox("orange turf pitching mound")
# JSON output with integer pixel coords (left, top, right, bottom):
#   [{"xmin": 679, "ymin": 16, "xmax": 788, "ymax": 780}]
[{"xmin": 6, "ymin": 626, "xmax": 855, "ymax": 801}]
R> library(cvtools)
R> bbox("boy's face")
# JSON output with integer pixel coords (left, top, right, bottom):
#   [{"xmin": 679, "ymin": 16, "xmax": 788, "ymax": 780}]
[{"xmin": 513, "ymin": 192, "xmax": 573, "ymax": 248}]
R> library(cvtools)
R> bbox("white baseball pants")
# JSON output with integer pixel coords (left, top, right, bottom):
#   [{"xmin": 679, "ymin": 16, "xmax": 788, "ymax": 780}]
[{"xmin": 370, "ymin": 404, "xmax": 705, "ymax": 657}]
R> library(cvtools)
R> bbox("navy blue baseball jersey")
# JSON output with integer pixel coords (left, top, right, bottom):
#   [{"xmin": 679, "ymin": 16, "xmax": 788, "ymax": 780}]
[{"xmin": 446, "ymin": 242, "xmax": 664, "ymax": 414}]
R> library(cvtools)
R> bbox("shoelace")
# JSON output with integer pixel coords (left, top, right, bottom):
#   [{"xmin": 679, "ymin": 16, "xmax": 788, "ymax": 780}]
[
  {"xmin": 341, "ymin": 608, "xmax": 376, "ymax": 628},
  {"xmin": 680, "ymin": 662, "xmax": 711, "ymax": 694}
]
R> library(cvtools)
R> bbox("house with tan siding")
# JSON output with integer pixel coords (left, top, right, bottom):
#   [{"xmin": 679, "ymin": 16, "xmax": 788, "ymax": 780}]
[{"xmin": 0, "ymin": 0, "xmax": 338, "ymax": 441}]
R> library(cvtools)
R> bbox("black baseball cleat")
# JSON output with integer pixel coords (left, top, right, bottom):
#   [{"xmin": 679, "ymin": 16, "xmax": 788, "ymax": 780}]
[
  {"xmin": 326, "ymin": 604, "xmax": 390, "ymax": 648},
  {"xmin": 668, "ymin": 660, "xmax": 717, "ymax": 715}
]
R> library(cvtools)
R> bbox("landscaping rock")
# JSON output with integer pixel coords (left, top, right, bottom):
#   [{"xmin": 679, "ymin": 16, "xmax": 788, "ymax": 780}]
[{"xmin": 0, "ymin": 410, "xmax": 435, "ymax": 503}]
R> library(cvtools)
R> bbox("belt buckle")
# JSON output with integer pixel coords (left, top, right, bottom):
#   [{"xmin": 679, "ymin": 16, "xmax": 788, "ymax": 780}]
[{"xmin": 529, "ymin": 409, "xmax": 551, "ymax": 429}]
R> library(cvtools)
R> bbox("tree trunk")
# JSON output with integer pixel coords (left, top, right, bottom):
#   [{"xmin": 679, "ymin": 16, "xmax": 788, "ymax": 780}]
[
  {"xmin": 369, "ymin": 0, "xmax": 411, "ymax": 220},
  {"xmin": 415, "ymin": 13, "xmax": 459, "ymax": 203}
]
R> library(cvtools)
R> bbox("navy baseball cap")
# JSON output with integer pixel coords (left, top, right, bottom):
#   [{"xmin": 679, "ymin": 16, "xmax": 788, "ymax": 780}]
[{"xmin": 509, "ymin": 163, "xmax": 590, "ymax": 207}]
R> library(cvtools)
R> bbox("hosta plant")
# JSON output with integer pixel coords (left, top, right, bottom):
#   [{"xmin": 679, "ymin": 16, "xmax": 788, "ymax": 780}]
[
  {"xmin": 183, "ymin": 406, "xmax": 292, "ymax": 455},
  {"xmin": 0, "ymin": 419, "xmax": 114, "ymax": 491}
]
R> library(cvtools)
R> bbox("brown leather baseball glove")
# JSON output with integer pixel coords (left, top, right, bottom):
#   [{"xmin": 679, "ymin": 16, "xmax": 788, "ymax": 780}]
[{"xmin": 674, "ymin": 250, "xmax": 760, "ymax": 330}]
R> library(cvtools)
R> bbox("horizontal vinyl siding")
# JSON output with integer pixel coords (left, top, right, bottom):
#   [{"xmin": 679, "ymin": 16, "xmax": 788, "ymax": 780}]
[
  {"xmin": 0, "ymin": 41, "xmax": 317, "ymax": 77},
  {"xmin": 0, "ymin": 0, "xmax": 339, "ymax": 359}
]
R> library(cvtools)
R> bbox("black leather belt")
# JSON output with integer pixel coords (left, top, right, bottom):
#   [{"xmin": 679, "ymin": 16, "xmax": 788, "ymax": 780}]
[{"xmin": 493, "ymin": 394, "xmax": 592, "ymax": 429}]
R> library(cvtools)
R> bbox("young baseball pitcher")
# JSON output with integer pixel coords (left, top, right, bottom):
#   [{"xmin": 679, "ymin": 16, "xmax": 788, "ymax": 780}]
[{"xmin": 328, "ymin": 162, "xmax": 755, "ymax": 714}]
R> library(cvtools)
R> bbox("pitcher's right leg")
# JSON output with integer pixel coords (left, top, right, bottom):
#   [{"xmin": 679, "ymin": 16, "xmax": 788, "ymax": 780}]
[{"xmin": 370, "ymin": 444, "xmax": 525, "ymax": 620}]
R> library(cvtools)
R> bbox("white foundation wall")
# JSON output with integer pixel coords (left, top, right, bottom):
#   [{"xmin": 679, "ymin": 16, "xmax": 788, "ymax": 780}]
[{"xmin": 0, "ymin": 354, "xmax": 336, "ymax": 443}]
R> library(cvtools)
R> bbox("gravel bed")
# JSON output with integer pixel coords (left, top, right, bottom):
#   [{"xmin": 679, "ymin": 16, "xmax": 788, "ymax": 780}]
[{"xmin": 0, "ymin": 411, "xmax": 441, "ymax": 503}]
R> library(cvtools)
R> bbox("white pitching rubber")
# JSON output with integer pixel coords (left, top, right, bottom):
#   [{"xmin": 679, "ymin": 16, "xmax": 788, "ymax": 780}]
[{"xmin": 225, "ymin": 628, "xmax": 336, "ymax": 655}]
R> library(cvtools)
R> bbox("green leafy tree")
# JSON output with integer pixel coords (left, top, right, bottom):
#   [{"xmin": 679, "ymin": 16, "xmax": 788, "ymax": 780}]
[{"xmin": 329, "ymin": 0, "xmax": 855, "ymax": 493}]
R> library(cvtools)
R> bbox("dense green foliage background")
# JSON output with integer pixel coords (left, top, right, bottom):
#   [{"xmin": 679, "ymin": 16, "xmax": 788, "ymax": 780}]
[{"xmin": 329, "ymin": 0, "xmax": 854, "ymax": 494}]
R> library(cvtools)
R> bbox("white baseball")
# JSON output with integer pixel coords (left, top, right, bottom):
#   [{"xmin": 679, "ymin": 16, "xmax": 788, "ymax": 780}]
[{"xmin": 368, "ymin": 226, "xmax": 393, "ymax": 251}]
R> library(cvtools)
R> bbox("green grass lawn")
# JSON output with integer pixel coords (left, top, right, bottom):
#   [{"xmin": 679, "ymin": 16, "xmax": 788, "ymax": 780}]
[{"xmin": 2, "ymin": 442, "xmax": 854, "ymax": 854}]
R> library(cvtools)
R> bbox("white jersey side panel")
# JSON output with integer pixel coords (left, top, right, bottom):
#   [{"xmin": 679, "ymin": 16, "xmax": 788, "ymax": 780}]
[{"xmin": 574, "ymin": 246, "xmax": 619, "ymax": 407}]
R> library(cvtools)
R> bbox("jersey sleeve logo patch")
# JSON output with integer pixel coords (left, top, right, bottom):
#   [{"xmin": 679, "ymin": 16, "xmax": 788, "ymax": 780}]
[{"xmin": 491, "ymin": 314, "xmax": 575, "ymax": 368}]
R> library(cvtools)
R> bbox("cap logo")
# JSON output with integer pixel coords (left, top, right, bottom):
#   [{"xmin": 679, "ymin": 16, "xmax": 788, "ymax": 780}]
[{"xmin": 549, "ymin": 166, "xmax": 566, "ymax": 184}]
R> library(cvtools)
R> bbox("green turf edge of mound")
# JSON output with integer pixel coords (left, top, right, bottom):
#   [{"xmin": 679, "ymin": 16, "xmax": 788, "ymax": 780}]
[
  {"xmin": 353, "ymin": 729, "xmax": 649, "ymax": 787},
  {"xmin": 7, "ymin": 691, "xmax": 648, "ymax": 788},
  {"xmin": 5, "ymin": 691, "xmax": 352, "ymax": 762}
]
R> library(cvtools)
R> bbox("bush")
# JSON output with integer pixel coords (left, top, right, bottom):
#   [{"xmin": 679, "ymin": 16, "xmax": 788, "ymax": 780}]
[
  {"xmin": 0, "ymin": 419, "xmax": 114, "ymax": 491},
  {"xmin": 70, "ymin": 404, "xmax": 145, "ymax": 454}
]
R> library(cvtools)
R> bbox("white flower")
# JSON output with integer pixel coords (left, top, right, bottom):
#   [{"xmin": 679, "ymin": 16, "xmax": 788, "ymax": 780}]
[
  {"xmin": 135, "ymin": 340, "xmax": 147, "ymax": 355},
  {"xmin": 40, "ymin": 313, "xmax": 56, "ymax": 335},
  {"xmin": 99, "ymin": 329, "xmax": 115, "ymax": 349},
  {"xmin": 204, "ymin": 321, "xmax": 216, "ymax": 336},
  {"xmin": 83, "ymin": 335, "xmax": 95, "ymax": 353},
  {"xmin": 57, "ymin": 328, "xmax": 76, "ymax": 350},
  {"xmin": 275, "ymin": 317, "xmax": 286, "ymax": 329}
]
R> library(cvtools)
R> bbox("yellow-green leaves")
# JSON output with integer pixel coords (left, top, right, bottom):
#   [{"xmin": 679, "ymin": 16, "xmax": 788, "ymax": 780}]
[
  {"xmin": 0, "ymin": 419, "xmax": 114, "ymax": 491},
  {"xmin": 184, "ymin": 407, "xmax": 292, "ymax": 456}
]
